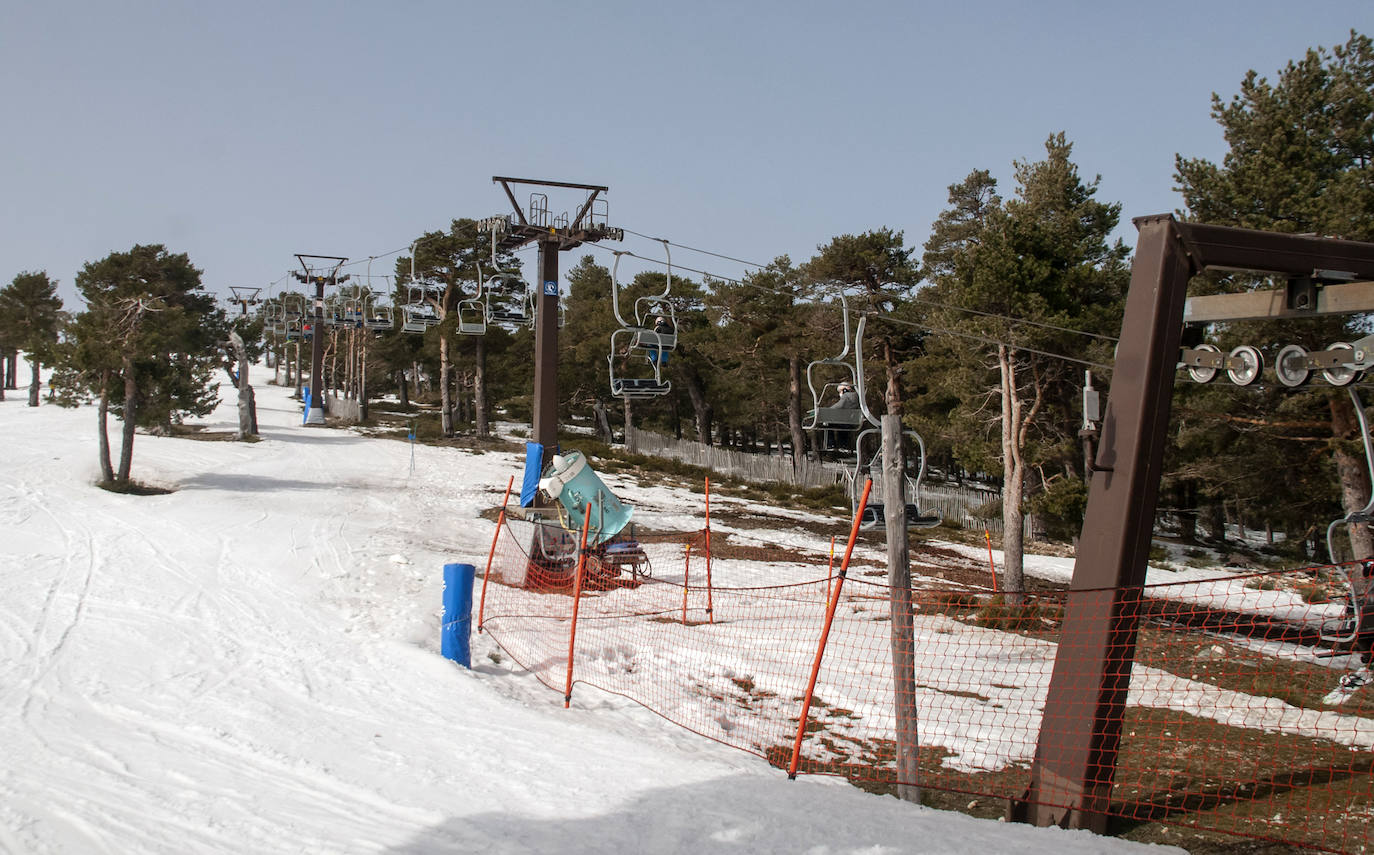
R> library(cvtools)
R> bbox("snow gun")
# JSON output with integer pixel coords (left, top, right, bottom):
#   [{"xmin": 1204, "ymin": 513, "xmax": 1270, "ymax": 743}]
[{"xmin": 538, "ymin": 451, "xmax": 633, "ymax": 545}]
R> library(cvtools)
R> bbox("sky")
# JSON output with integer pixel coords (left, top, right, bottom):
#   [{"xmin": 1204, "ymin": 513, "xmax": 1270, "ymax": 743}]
[{"xmin": 2, "ymin": 1, "xmax": 1370, "ymax": 307}]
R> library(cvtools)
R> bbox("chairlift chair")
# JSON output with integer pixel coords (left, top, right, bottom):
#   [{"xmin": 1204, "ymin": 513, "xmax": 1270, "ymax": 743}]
[
  {"xmin": 322, "ymin": 295, "xmax": 345, "ymax": 327},
  {"xmin": 401, "ymin": 302, "xmax": 439, "ymax": 334},
  {"xmin": 610, "ymin": 245, "xmax": 678, "ymax": 356},
  {"xmin": 400, "ymin": 283, "xmax": 441, "ymax": 334},
  {"xmin": 849, "ymin": 428, "xmax": 941, "ymax": 531},
  {"xmin": 259, "ymin": 301, "xmax": 285, "ymax": 337},
  {"xmin": 608, "ymin": 326, "xmax": 671, "ymax": 398},
  {"xmin": 455, "ymin": 274, "xmax": 486, "ymax": 336},
  {"xmin": 362, "ymin": 294, "xmax": 393, "ymax": 331},
  {"xmin": 803, "ymin": 292, "xmax": 866, "ymax": 454},
  {"xmin": 484, "ymin": 274, "xmax": 534, "ymax": 328},
  {"xmin": 282, "ymin": 295, "xmax": 307, "ymax": 341},
  {"xmin": 282, "ymin": 294, "xmax": 306, "ymax": 324},
  {"xmin": 341, "ymin": 292, "xmax": 366, "ymax": 328}
]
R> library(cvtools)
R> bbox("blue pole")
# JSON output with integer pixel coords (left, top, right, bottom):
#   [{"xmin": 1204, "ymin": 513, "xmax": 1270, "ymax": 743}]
[{"xmin": 442, "ymin": 563, "xmax": 475, "ymax": 667}]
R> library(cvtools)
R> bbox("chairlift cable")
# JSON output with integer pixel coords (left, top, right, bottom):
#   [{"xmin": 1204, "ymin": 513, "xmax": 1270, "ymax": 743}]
[
  {"xmin": 904, "ymin": 295, "xmax": 1121, "ymax": 344},
  {"xmin": 621, "ymin": 228, "xmax": 769, "ymax": 270},
  {"xmin": 870, "ymin": 310, "xmax": 1114, "ymax": 371}
]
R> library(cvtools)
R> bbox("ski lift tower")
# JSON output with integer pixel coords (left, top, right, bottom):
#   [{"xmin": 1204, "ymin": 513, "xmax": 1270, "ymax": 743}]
[
  {"xmin": 292, "ymin": 255, "xmax": 349, "ymax": 425},
  {"xmin": 487, "ymin": 177, "xmax": 624, "ymax": 473},
  {"xmin": 228, "ymin": 286, "xmax": 262, "ymax": 317}
]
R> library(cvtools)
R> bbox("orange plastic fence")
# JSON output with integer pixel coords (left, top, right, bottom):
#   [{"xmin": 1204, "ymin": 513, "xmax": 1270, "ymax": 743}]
[{"xmin": 477, "ymin": 512, "xmax": 1374, "ymax": 853}]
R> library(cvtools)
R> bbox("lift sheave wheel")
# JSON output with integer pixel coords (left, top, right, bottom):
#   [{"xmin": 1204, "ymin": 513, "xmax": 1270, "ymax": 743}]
[
  {"xmin": 1274, "ymin": 344, "xmax": 1311, "ymax": 388},
  {"xmin": 1227, "ymin": 345, "xmax": 1263, "ymax": 386},
  {"xmin": 1187, "ymin": 343, "xmax": 1221, "ymax": 384},
  {"xmin": 1323, "ymin": 342, "xmax": 1360, "ymax": 387}
]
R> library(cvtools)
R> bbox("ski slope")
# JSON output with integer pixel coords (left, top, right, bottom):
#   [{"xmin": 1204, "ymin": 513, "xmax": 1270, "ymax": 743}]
[{"xmin": 0, "ymin": 374, "xmax": 1180, "ymax": 854}]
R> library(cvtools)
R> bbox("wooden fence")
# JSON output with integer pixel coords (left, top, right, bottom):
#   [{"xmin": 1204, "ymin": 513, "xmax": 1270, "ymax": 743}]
[{"xmin": 624, "ymin": 427, "xmax": 1040, "ymax": 540}]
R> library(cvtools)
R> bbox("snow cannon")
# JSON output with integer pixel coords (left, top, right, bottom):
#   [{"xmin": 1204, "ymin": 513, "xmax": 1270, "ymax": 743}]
[{"xmin": 539, "ymin": 451, "xmax": 633, "ymax": 545}]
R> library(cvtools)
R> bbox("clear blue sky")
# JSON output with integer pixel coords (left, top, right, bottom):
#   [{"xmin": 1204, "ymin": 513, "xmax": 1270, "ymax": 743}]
[{"xmin": 2, "ymin": 1, "xmax": 1369, "ymax": 307}]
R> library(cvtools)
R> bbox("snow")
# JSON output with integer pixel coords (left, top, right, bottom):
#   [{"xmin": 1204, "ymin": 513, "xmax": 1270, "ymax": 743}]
[{"xmin": 0, "ymin": 374, "xmax": 1186, "ymax": 854}]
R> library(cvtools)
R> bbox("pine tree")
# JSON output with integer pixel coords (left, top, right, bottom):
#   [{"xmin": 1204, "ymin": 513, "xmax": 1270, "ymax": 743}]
[
  {"xmin": 921, "ymin": 136, "xmax": 1129, "ymax": 595},
  {"xmin": 0, "ymin": 271, "xmax": 64, "ymax": 406},
  {"xmin": 708, "ymin": 257, "xmax": 811, "ymax": 462},
  {"xmin": 395, "ymin": 220, "xmax": 518, "ymax": 438},
  {"xmin": 52, "ymin": 245, "xmax": 218, "ymax": 487},
  {"xmin": 1173, "ymin": 30, "xmax": 1374, "ymax": 556}
]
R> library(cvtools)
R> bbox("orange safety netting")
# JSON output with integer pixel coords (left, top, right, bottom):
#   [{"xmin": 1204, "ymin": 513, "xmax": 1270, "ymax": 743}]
[{"xmin": 477, "ymin": 512, "xmax": 1374, "ymax": 853}]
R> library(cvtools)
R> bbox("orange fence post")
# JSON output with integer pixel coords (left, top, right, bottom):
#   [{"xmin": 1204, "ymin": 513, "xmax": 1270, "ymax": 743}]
[
  {"xmin": 477, "ymin": 475, "xmax": 515, "ymax": 633},
  {"xmin": 681, "ymin": 544, "xmax": 692, "ymax": 625},
  {"xmin": 704, "ymin": 476, "xmax": 714, "ymax": 623},
  {"xmin": 563, "ymin": 502, "xmax": 594, "ymax": 709},
  {"xmin": 788, "ymin": 479, "xmax": 872, "ymax": 780},
  {"xmin": 984, "ymin": 528, "xmax": 999, "ymax": 593}
]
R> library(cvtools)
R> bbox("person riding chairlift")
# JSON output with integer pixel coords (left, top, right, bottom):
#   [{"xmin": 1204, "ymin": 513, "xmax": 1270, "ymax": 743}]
[
  {"xmin": 821, "ymin": 382, "xmax": 859, "ymax": 452},
  {"xmin": 647, "ymin": 316, "xmax": 673, "ymax": 367}
]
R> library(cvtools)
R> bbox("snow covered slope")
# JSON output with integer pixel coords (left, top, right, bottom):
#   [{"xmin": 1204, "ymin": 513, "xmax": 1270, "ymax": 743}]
[{"xmin": 0, "ymin": 377, "xmax": 1177, "ymax": 854}]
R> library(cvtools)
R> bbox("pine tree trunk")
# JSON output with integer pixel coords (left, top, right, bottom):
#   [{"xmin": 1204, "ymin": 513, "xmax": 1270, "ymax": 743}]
[
  {"xmin": 623, "ymin": 396, "xmax": 633, "ymax": 450},
  {"xmin": 998, "ymin": 345, "xmax": 1026, "ymax": 602},
  {"xmin": 679, "ymin": 356, "xmax": 713, "ymax": 445},
  {"xmin": 27, "ymin": 357, "xmax": 40, "ymax": 407},
  {"xmin": 788, "ymin": 354, "xmax": 806, "ymax": 468},
  {"xmin": 97, "ymin": 372, "xmax": 114, "ymax": 483},
  {"xmin": 1204, "ymin": 503, "xmax": 1227, "ymax": 544},
  {"xmin": 475, "ymin": 337, "xmax": 489, "ymax": 439},
  {"xmin": 1331, "ymin": 391, "xmax": 1374, "ymax": 560},
  {"xmin": 117, "ymin": 361, "xmax": 138, "ymax": 484},
  {"xmin": 358, "ymin": 347, "xmax": 368, "ymax": 422},
  {"xmin": 229, "ymin": 331, "xmax": 257, "ymax": 440},
  {"xmin": 593, "ymin": 399, "xmax": 612, "ymax": 443},
  {"xmin": 439, "ymin": 334, "xmax": 452, "ymax": 436},
  {"xmin": 395, "ymin": 370, "xmax": 409, "ymax": 407}
]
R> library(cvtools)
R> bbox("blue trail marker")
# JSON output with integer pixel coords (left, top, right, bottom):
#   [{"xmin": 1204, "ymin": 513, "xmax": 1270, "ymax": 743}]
[{"xmin": 442, "ymin": 563, "xmax": 475, "ymax": 667}]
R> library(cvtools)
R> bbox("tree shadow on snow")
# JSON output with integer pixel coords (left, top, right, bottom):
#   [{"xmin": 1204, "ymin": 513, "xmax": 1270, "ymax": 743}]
[
  {"xmin": 178, "ymin": 472, "xmax": 348, "ymax": 492},
  {"xmin": 257, "ymin": 428, "xmax": 369, "ymax": 446}
]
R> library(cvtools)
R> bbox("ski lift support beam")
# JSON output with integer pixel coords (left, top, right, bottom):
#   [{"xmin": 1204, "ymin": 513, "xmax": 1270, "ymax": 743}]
[
  {"xmin": 490, "ymin": 177, "xmax": 624, "ymax": 251},
  {"xmin": 489, "ymin": 177, "xmax": 625, "ymax": 478},
  {"xmin": 228, "ymin": 286, "xmax": 263, "ymax": 316},
  {"xmin": 1010, "ymin": 216, "xmax": 1374, "ymax": 834}
]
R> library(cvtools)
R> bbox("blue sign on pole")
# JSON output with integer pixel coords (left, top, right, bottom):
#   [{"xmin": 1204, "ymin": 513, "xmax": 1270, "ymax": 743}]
[{"xmin": 543, "ymin": 280, "xmax": 558, "ymax": 296}]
